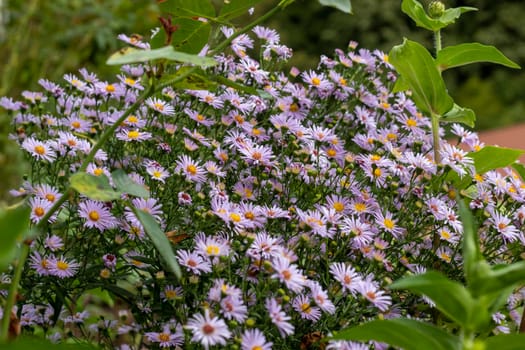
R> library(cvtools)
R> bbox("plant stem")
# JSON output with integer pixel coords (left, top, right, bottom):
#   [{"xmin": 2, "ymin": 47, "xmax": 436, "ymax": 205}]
[
  {"xmin": 209, "ymin": 0, "xmax": 295, "ymax": 55},
  {"xmin": 434, "ymin": 29, "xmax": 442, "ymax": 56},
  {"xmin": 431, "ymin": 113, "xmax": 441, "ymax": 164},
  {"xmin": 0, "ymin": 243, "xmax": 29, "ymax": 342}
]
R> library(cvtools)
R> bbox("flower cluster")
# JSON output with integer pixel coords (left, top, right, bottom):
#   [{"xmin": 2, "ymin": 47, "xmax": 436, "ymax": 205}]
[{"xmin": 1, "ymin": 25, "xmax": 525, "ymax": 349}]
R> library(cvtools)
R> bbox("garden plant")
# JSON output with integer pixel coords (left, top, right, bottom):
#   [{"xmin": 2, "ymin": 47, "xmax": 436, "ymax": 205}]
[{"xmin": 1, "ymin": 0, "xmax": 525, "ymax": 349}]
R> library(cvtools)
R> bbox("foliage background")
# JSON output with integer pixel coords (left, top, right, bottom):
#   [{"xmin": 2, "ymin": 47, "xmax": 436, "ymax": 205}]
[{"xmin": 1, "ymin": 0, "xmax": 524, "ymax": 130}]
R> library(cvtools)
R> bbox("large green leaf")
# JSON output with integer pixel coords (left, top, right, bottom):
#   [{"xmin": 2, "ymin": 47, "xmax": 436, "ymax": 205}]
[
  {"xmin": 389, "ymin": 39, "xmax": 453, "ymax": 116},
  {"xmin": 468, "ymin": 146, "xmax": 525, "ymax": 174},
  {"xmin": 0, "ymin": 204, "xmax": 30, "ymax": 270},
  {"xmin": 441, "ymin": 103, "xmax": 476, "ymax": 127},
  {"xmin": 332, "ymin": 318, "xmax": 460, "ymax": 350},
  {"xmin": 318, "ymin": 0, "xmax": 352, "ymax": 14},
  {"xmin": 70, "ymin": 173, "xmax": 121, "ymax": 202},
  {"xmin": 484, "ymin": 334, "xmax": 525, "ymax": 350},
  {"xmin": 457, "ymin": 199, "xmax": 483, "ymax": 288},
  {"xmin": 470, "ymin": 261, "xmax": 525, "ymax": 297},
  {"xmin": 158, "ymin": 0, "xmax": 216, "ymax": 18},
  {"xmin": 219, "ymin": 0, "xmax": 264, "ymax": 20},
  {"xmin": 401, "ymin": 0, "xmax": 476, "ymax": 32},
  {"xmin": 112, "ymin": 169, "xmax": 150, "ymax": 198},
  {"xmin": 436, "ymin": 43, "xmax": 520, "ymax": 71},
  {"xmin": 389, "ymin": 271, "xmax": 476, "ymax": 328},
  {"xmin": 170, "ymin": 19, "xmax": 211, "ymax": 54},
  {"xmin": 107, "ymin": 46, "xmax": 216, "ymax": 66},
  {"xmin": 133, "ymin": 209, "xmax": 182, "ymax": 279}
]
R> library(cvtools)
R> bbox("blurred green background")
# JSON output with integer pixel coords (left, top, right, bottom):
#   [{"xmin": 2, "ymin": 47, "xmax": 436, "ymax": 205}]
[{"xmin": 1, "ymin": 0, "xmax": 524, "ymax": 131}]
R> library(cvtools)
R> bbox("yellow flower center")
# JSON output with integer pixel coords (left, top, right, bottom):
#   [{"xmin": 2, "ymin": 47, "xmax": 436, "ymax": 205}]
[
  {"xmin": 186, "ymin": 164, "xmax": 197, "ymax": 175},
  {"xmin": 244, "ymin": 211, "xmax": 255, "ymax": 220},
  {"xmin": 406, "ymin": 118, "xmax": 418, "ymax": 127},
  {"xmin": 383, "ymin": 218, "xmax": 395, "ymax": 230},
  {"xmin": 125, "ymin": 78, "xmax": 136, "ymax": 86},
  {"xmin": 71, "ymin": 121, "xmax": 81, "ymax": 129},
  {"xmin": 373, "ymin": 168, "xmax": 382, "ymax": 177},
  {"xmin": 252, "ymin": 151, "xmax": 262, "ymax": 160},
  {"xmin": 165, "ymin": 289, "xmax": 177, "ymax": 299},
  {"xmin": 45, "ymin": 194, "xmax": 55, "ymax": 202},
  {"xmin": 127, "ymin": 130, "xmax": 140, "ymax": 139},
  {"xmin": 126, "ymin": 115, "xmax": 139, "ymax": 124},
  {"xmin": 354, "ymin": 203, "xmax": 367, "ymax": 212},
  {"xmin": 88, "ymin": 211, "xmax": 100, "ymax": 221},
  {"xmin": 311, "ymin": 77, "xmax": 321, "ymax": 86},
  {"xmin": 34, "ymin": 145, "xmax": 46, "ymax": 155},
  {"xmin": 56, "ymin": 261, "xmax": 69, "ymax": 270},
  {"xmin": 196, "ymin": 114, "xmax": 205, "ymax": 121},
  {"xmin": 34, "ymin": 207, "xmax": 45, "ymax": 217},
  {"xmin": 327, "ymin": 148, "xmax": 337, "ymax": 157},
  {"xmin": 93, "ymin": 168, "xmax": 104, "ymax": 176},
  {"xmin": 206, "ymin": 245, "xmax": 220, "ymax": 255},
  {"xmin": 289, "ymin": 103, "xmax": 299, "ymax": 112},
  {"xmin": 229, "ymin": 213, "xmax": 242, "ymax": 222},
  {"xmin": 158, "ymin": 333, "xmax": 170, "ymax": 342},
  {"xmin": 105, "ymin": 84, "xmax": 116, "ymax": 93},
  {"xmin": 154, "ymin": 103, "xmax": 164, "ymax": 111},
  {"xmin": 333, "ymin": 202, "xmax": 345, "ymax": 212}
]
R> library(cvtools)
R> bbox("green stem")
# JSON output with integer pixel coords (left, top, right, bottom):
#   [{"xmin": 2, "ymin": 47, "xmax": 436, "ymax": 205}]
[
  {"xmin": 431, "ymin": 113, "xmax": 441, "ymax": 164},
  {"xmin": 434, "ymin": 29, "xmax": 442, "ymax": 55},
  {"xmin": 209, "ymin": 0, "xmax": 295, "ymax": 55},
  {"xmin": 0, "ymin": 243, "xmax": 29, "ymax": 342}
]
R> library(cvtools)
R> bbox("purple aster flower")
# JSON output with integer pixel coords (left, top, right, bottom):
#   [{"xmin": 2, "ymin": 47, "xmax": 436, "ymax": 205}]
[
  {"xmin": 48, "ymin": 256, "xmax": 80, "ymax": 278},
  {"xmin": 144, "ymin": 324, "xmax": 184, "ymax": 348},
  {"xmin": 29, "ymin": 251, "xmax": 53, "ymax": 276},
  {"xmin": 22, "ymin": 138, "xmax": 57, "ymax": 162},
  {"xmin": 146, "ymin": 97, "xmax": 175, "ymax": 115},
  {"xmin": 175, "ymin": 155, "xmax": 207, "ymax": 183},
  {"xmin": 176, "ymin": 249, "xmax": 212, "ymax": 275},
  {"xmin": 265, "ymin": 297, "xmax": 294, "ymax": 338},
  {"xmin": 44, "ymin": 235, "xmax": 64, "ymax": 252},
  {"xmin": 29, "ymin": 197, "xmax": 56, "ymax": 224},
  {"xmin": 241, "ymin": 328, "xmax": 273, "ymax": 350},
  {"xmin": 78, "ymin": 200, "xmax": 117, "ymax": 231},
  {"xmin": 271, "ymin": 256, "xmax": 306, "ymax": 293},
  {"xmin": 329, "ymin": 262, "xmax": 362, "ymax": 295},
  {"xmin": 186, "ymin": 309, "xmax": 231, "ymax": 349}
]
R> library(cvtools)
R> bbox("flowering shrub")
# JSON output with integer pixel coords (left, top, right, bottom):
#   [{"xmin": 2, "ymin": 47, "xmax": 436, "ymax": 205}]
[{"xmin": 1, "ymin": 2, "xmax": 525, "ymax": 349}]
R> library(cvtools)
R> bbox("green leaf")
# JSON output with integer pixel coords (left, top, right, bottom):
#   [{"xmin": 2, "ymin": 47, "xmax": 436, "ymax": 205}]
[
  {"xmin": 392, "ymin": 75, "xmax": 409, "ymax": 93},
  {"xmin": 468, "ymin": 146, "xmax": 525, "ymax": 174},
  {"xmin": 436, "ymin": 43, "xmax": 520, "ymax": 71},
  {"xmin": 133, "ymin": 209, "xmax": 182, "ymax": 279},
  {"xmin": 219, "ymin": 0, "xmax": 264, "ymax": 20},
  {"xmin": 332, "ymin": 318, "xmax": 460, "ymax": 350},
  {"xmin": 0, "ymin": 204, "xmax": 30, "ymax": 270},
  {"xmin": 457, "ymin": 199, "xmax": 483, "ymax": 288},
  {"xmin": 484, "ymin": 334, "xmax": 525, "ymax": 350},
  {"xmin": 112, "ymin": 169, "xmax": 150, "ymax": 198},
  {"xmin": 70, "ymin": 173, "xmax": 121, "ymax": 202},
  {"xmin": 471, "ymin": 261, "xmax": 525, "ymax": 297},
  {"xmin": 318, "ymin": 0, "xmax": 353, "ymax": 14},
  {"xmin": 389, "ymin": 39, "xmax": 453, "ymax": 116},
  {"xmin": 389, "ymin": 271, "xmax": 476, "ymax": 328},
  {"xmin": 107, "ymin": 46, "xmax": 216, "ymax": 67},
  {"xmin": 158, "ymin": 0, "xmax": 216, "ymax": 18},
  {"xmin": 401, "ymin": 0, "xmax": 476, "ymax": 32},
  {"xmin": 170, "ymin": 19, "xmax": 211, "ymax": 54},
  {"xmin": 440, "ymin": 103, "xmax": 476, "ymax": 127}
]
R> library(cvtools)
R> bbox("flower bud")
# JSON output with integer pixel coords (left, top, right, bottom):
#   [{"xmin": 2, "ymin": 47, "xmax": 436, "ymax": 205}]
[{"xmin": 428, "ymin": 1, "xmax": 445, "ymax": 18}]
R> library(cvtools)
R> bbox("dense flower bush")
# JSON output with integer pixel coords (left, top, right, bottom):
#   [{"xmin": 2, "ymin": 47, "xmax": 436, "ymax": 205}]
[{"xmin": 1, "ymin": 23, "xmax": 525, "ymax": 349}]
